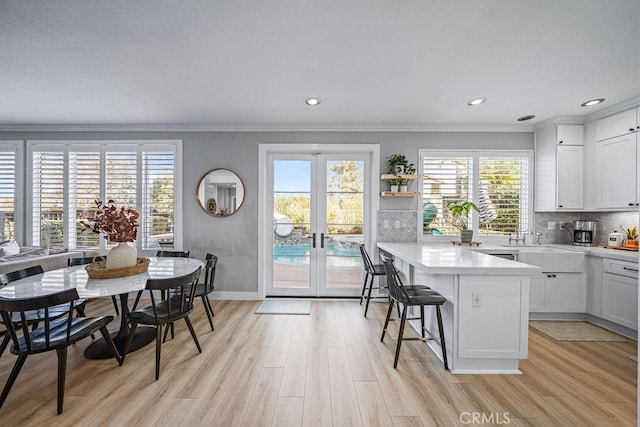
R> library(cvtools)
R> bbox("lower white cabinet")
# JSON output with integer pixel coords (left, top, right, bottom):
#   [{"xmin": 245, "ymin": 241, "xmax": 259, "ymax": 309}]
[
  {"xmin": 601, "ymin": 259, "xmax": 638, "ymax": 330},
  {"xmin": 529, "ymin": 273, "xmax": 586, "ymax": 313}
]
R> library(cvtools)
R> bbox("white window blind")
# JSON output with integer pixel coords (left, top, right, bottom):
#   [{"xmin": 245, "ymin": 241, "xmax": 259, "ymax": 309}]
[
  {"xmin": 421, "ymin": 150, "xmax": 532, "ymax": 237},
  {"xmin": 29, "ymin": 142, "xmax": 180, "ymax": 252},
  {"xmin": 478, "ymin": 155, "xmax": 530, "ymax": 236},
  {"xmin": 142, "ymin": 151, "xmax": 175, "ymax": 250},
  {"xmin": 422, "ymin": 154, "xmax": 473, "ymax": 235},
  {"xmin": 0, "ymin": 150, "xmax": 16, "ymax": 240},
  {"xmin": 32, "ymin": 151, "xmax": 65, "ymax": 247},
  {"xmin": 68, "ymin": 152, "xmax": 101, "ymax": 248}
]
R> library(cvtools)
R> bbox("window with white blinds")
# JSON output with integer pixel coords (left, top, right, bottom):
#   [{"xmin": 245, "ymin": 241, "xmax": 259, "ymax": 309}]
[
  {"xmin": 0, "ymin": 148, "xmax": 17, "ymax": 241},
  {"xmin": 420, "ymin": 150, "xmax": 532, "ymax": 238},
  {"xmin": 29, "ymin": 142, "xmax": 181, "ymax": 252},
  {"xmin": 32, "ymin": 151, "xmax": 65, "ymax": 247}
]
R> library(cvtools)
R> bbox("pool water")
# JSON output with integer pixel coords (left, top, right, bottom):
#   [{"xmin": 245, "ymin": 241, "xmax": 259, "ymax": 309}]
[{"xmin": 274, "ymin": 244, "xmax": 362, "ymax": 267}]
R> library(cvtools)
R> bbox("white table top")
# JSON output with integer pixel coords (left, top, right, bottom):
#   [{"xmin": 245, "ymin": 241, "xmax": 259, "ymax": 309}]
[
  {"xmin": 377, "ymin": 242, "xmax": 542, "ymax": 275},
  {"xmin": 0, "ymin": 257, "xmax": 205, "ymax": 299}
]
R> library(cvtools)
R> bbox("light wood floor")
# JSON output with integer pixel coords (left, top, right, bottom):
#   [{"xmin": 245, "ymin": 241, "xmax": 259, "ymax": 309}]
[{"xmin": 0, "ymin": 299, "xmax": 636, "ymax": 426}]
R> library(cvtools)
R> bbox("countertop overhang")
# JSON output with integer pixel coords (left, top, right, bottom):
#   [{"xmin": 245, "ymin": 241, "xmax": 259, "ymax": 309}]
[{"xmin": 377, "ymin": 242, "xmax": 542, "ymax": 275}]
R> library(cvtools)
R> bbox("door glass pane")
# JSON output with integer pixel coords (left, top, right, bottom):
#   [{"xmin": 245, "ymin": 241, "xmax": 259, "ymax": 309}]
[
  {"xmin": 325, "ymin": 160, "xmax": 364, "ymax": 289},
  {"xmin": 273, "ymin": 160, "xmax": 311, "ymax": 289}
]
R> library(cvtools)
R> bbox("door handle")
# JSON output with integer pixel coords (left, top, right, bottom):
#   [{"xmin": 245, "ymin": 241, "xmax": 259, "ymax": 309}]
[
  {"xmin": 623, "ymin": 267, "xmax": 638, "ymax": 272},
  {"xmin": 312, "ymin": 233, "xmax": 316, "ymax": 248},
  {"xmin": 321, "ymin": 233, "xmax": 325, "ymax": 249}
]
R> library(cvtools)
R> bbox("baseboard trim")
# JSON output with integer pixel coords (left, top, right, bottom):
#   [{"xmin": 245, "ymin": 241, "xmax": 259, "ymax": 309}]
[{"xmin": 213, "ymin": 291, "xmax": 260, "ymax": 300}]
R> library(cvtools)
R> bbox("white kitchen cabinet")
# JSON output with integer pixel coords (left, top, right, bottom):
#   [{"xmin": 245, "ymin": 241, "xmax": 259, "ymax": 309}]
[
  {"xmin": 535, "ymin": 122, "xmax": 584, "ymax": 211},
  {"xmin": 529, "ymin": 273, "xmax": 586, "ymax": 313},
  {"xmin": 557, "ymin": 124, "xmax": 584, "ymax": 145},
  {"xmin": 596, "ymin": 108, "xmax": 638, "ymax": 141},
  {"xmin": 594, "ymin": 133, "xmax": 638, "ymax": 209},
  {"xmin": 601, "ymin": 259, "xmax": 638, "ymax": 330},
  {"xmin": 556, "ymin": 145, "xmax": 584, "ymax": 209}
]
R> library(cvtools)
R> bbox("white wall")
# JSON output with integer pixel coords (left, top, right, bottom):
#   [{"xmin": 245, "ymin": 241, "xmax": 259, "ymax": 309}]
[{"xmin": 0, "ymin": 130, "xmax": 533, "ymax": 293}]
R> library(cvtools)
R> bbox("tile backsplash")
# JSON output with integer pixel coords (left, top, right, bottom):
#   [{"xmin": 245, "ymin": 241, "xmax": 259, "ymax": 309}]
[
  {"xmin": 535, "ymin": 211, "xmax": 639, "ymax": 245},
  {"xmin": 377, "ymin": 210, "xmax": 417, "ymax": 242}
]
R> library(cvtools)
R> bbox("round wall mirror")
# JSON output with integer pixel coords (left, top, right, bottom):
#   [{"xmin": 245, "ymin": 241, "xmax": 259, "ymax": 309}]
[{"xmin": 196, "ymin": 168, "xmax": 245, "ymax": 217}]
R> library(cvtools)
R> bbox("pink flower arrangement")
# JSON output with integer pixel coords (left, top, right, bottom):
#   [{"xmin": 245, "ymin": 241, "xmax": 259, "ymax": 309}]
[{"xmin": 80, "ymin": 200, "xmax": 139, "ymax": 243}]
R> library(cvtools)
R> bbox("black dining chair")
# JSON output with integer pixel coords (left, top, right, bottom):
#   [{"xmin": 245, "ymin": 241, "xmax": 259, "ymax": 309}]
[
  {"xmin": 131, "ymin": 250, "xmax": 191, "ymax": 312},
  {"xmin": 156, "ymin": 250, "xmax": 190, "ymax": 258},
  {"xmin": 68, "ymin": 256, "xmax": 120, "ymax": 315},
  {"xmin": 122, "ymin": 267, "xmax": 202, "ymax": 380},
  {"xmin": 0, "ymin": 265, "xmax": 91, "ymax": 357},
  {"xmin": 194, "ymin": 253, "xmax": 218, "ymax": 331},
  {"xmin": 0, "ymin": 288, "xmax": 122, "ymax": 414},
  {"xmin": 380, "ymin": 254, "xmax": 448, "ymax": 370},
  {"xmin": 358, "ymin": 244, "xmax": 387, "ymax": 317}
]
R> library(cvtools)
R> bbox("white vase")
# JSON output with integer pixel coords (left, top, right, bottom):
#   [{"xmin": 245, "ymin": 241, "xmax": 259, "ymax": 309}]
[
  {"xmin": 399, "ymin": 185, "xmax": 408, "ymax": 192},
  {"xmin": 390, "ymin": 185, "xmax": 399, "ymax": 192},
  {"xmin": 107, "ymin": 242, "xmax": 137, "ymax": 268}
]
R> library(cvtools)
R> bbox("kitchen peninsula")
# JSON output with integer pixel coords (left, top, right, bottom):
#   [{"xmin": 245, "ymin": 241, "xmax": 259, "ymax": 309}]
[{"xmin": 377, "ymin": 242, "xmax": 542, "ymax": 374}]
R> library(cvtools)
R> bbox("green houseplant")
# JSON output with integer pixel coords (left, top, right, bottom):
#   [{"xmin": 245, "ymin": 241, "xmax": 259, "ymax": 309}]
[
  {"xmin": 387, "ymin": 154, "xmax": 415, "ymax": 191},
  {"xmin": 447, "ymin": 200, "xmax": 479, "ymax": 242}
]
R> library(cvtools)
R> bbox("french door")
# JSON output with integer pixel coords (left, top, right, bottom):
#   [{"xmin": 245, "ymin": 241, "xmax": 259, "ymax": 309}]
[{"xmin": 261, "ymin": 146, "xmax": 378, "ymax": 297}]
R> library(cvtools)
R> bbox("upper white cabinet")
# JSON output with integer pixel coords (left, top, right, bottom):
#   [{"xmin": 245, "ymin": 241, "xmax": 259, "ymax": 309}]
[
  {"xmin": 596, "ymin": 108, "xmax": 639, "ymax": 141},
  {"xmin": 557, "ymin": 124, "xmax": 584, "ymax": 145},
  {"xmin": 535, "ymin": 123, "xmax": 584, "ymax": 211},
  {"xmin": 594, "ymin": 131, "xmax": 638, "ymax": 209}
]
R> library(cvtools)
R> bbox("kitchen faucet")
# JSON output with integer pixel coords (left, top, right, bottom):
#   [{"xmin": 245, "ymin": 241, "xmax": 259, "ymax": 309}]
[{"xmin": 508, "ymin": 229, "xmax": 530, "ymax": 245}]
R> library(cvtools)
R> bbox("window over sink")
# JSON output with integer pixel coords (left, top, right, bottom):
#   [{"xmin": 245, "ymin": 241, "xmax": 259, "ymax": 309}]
[{"xmin": 420, "ymin": 149, "xmax": 532, "ymax": 240}]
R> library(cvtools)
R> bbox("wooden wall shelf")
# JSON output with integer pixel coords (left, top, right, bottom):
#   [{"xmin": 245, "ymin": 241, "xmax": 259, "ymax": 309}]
[
  {"xmin": 381, "ymin": 191, "xmax": 420, "ymax": 197},
  {"xmin": 380, "ymin": 174, "xmax": 420, "ymax": 180}
]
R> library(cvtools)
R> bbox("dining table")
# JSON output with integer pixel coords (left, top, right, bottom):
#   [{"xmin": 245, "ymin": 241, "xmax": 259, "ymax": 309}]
[{"xmin": 0, "ymin": 256, "xmax": 204, "ymax": 360}]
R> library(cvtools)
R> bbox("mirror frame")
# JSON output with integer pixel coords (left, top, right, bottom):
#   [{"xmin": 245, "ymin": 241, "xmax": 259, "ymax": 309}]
[{"xmin": 196, "ymin": 168, "xmax": 245, "ymax": 217}]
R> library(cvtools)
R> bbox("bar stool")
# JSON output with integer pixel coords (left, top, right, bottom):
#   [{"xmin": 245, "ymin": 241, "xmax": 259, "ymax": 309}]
[
  {"xmin": 358, "ymin": 245, "xmax": 387, "ymax": 317},
  {"xmin": 380, "ymin": 254, "xmax": 448, "ymax": 370}
]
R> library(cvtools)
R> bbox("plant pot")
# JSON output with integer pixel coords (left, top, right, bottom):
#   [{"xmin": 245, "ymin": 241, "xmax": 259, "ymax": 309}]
[
  {"xmin": 107, "ymin": 242, "xmax": 137, "ymax": 268},
  {"xmin": 393, "ymin": 165, "xmax": 405, "ymax": 174},
  {"xmin": 390, "ymin": 185, "xmax": 399, "ymax": 192},
  {"xmin": 399, "ymin": 185, "xmax": 408, "ymax": 192},
  {"xmin": 460, "ymin": 230, "xmax": 473, "ymax": 243}
]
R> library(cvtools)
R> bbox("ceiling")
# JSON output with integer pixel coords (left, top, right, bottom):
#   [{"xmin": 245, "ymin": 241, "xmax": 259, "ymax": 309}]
[{"xmin": 1, "ymin": 0, "xmax": 639, "ymax": 130}]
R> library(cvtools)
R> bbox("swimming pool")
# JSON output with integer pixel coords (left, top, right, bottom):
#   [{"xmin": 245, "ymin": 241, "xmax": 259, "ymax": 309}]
[{"xmin": 274, "ymin": 244, "xmax": 362, "ymax": 267}]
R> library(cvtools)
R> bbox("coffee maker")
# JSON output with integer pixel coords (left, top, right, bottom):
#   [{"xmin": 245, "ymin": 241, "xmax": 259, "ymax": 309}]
[{"xmin": 572, "ymin": 220, "xmax": 598, "ymax": 246}]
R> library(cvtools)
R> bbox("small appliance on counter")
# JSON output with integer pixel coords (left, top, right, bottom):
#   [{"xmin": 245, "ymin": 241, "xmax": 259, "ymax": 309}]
[
  {"xmin": 571, "ymin": 220, "xmax": 598, "ymax": 246},
  {"xmin": 607, "ymin": 232, "xmax": 624, "ymax": 247}
]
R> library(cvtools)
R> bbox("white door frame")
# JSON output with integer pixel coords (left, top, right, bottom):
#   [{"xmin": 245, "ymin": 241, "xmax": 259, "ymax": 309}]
[{"xmin": 258, "ymin": 144, "xmax": 380, "ymax": 299}]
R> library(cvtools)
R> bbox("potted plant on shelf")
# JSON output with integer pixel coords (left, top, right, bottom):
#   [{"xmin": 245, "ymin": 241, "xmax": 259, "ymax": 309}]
[
  {"xmin": 446, "ymin": 200, "xmax": 479, "ymax": 243},
  {"xmin": 80, "ymin": 199, "xmax": 140, "ymax": 268},
  {"xmin": 387, "ymin": 154, "xmax": 415, "ymax": 192}
]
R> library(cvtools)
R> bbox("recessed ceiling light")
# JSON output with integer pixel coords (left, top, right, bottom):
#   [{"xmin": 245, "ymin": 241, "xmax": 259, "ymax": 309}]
[
  {"xmin": 581, "ymin": 98, "xmax": 605, "ymax": 107},
  {"xmin": 467, "ymin": 97, "xmax": 486, "ymax": 106},
  {"xmin": 517, "ymin": 115, "xmax": 536, "ymax": 121},
  {"xmin": 305, "ymin": 97, "xmax": 321, "ymax": 106}
]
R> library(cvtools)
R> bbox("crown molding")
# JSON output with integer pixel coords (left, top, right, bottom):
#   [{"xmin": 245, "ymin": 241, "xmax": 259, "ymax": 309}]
[
  {"xmin": 0, "ymin": 123, "xmax": 534, "ymax": 133},
  {"xmin": 584, "ymin": 96, "xmax": 639, "ymax": 122},
  {"xmin": 533, "ymin": 115, "xmax": 585, "ymax": 130}
]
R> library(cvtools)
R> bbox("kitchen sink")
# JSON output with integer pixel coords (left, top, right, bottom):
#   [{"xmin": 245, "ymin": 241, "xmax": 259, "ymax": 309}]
[{"xmin": 500, "ymin": 245, "xmax": 585, "ymax": 272}]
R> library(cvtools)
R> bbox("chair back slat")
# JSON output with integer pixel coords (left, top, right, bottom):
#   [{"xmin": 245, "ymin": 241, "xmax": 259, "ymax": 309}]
[
  {"xmin": 68, "ymin": 256, "xmax": 105, "ymax": 266},
  {"xmin": 144, "ymin": 267, "xmax": 201, "ymax": 323},
  {"xmin": 0, "ymin": 288, "xmax": 79, "ymax": 353},
  {"xmin": 204, "ymin": 254, "xmax": 218, "ymax": 293},
  {"xmin": 0, "ymin": 265, "xmax": 45, "ymax": 287},
  {"xmin": 156, "ymin": 250, "xmax": 189, "ymax": 258},
  {"xmin": 358, "ymin": 245, "xmax": 375, "ymax": 273},
  {"xmin": 380, "ymin": 255, "xmax": 411, "ymax": 302}
]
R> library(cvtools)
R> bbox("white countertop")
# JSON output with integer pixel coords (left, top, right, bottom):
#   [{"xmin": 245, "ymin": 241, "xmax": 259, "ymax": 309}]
[{"xmin": 377, "ymin": 242, "xmax": 542, "ymax": 275}]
